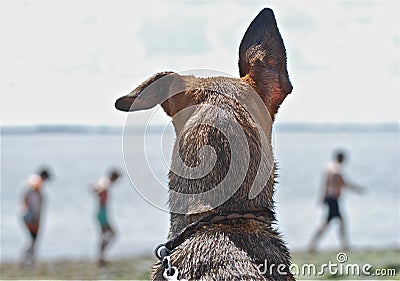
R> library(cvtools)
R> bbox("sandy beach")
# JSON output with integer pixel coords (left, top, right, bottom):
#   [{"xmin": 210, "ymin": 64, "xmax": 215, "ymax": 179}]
[{"xmin": 1, "ymin": 248, "xmax": 398, "ymax": 280}]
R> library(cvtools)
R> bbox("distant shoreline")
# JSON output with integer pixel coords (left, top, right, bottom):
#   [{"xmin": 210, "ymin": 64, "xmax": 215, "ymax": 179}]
[{"xmin": 1, "ymin": 123, "xmax": 398, "ymax": 135}]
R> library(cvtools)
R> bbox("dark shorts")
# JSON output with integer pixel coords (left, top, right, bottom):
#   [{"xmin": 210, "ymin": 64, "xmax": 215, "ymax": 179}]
[
  {"xmin": 23, "ymin": 213, "xmax": 39, "ymax": 239},
  {"xmin": 324, "ymin": 197, "xmax": 341, "ymax": 222},
  {"xmin": 24, "ymin": 221, "xmax": 39, "ymax": 239}
]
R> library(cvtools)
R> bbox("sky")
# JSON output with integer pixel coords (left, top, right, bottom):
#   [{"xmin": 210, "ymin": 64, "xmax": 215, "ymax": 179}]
[{"xmin": 1, "ymin": 0, "xmax": 399, "ymax": 126}]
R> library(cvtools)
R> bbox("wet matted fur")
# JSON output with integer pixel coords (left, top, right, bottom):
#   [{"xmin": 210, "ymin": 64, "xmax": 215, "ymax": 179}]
[{"xmin": 116, "ymin": 8, "xmax": 294, "ymax": 281}]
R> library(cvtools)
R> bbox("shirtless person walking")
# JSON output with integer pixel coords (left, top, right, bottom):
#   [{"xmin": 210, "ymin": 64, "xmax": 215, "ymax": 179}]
[{"xmin": 309, "ymin": 151, "xmax": 363, "ymax": 252}]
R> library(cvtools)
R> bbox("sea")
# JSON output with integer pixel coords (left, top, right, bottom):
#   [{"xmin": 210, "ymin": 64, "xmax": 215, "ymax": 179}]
[{"xmin": 1, "ymin": 125, "xmax": 399, "ymax": 262}]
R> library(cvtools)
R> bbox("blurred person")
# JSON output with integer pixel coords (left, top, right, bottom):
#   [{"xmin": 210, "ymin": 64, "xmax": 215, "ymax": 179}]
[
  {"xmin": 309, "ymin": 150, "xmax": 364, "ymax": 252},
  {"xmin": 92, "ymin": 169, "xmax": 121, "ymax": 267},
  {"xmin": 20, "ymin": 167, "xmax": 52, "ymax": 267}
]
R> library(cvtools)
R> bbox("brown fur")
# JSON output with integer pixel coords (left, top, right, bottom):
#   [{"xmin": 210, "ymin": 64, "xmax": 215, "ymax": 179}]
[{"xmin": 116, "ymin": 8, "xmax": 293, "ymax": 281}]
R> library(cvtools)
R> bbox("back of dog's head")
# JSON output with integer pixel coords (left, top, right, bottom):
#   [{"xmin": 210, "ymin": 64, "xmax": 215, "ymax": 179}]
[{"xmin": 115, "ymin": 8, "xmax": 292, "ymax": 216}]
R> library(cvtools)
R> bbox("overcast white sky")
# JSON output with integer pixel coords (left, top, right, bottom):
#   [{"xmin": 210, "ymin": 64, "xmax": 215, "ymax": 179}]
[{"xmin": 1, "ymin": 0, "xmax": 399, "ymax": 126}]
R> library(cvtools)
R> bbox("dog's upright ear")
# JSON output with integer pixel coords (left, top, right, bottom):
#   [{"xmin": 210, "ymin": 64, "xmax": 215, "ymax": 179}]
[
  {"xmin": 239, "ymin": 8, "xmax": 292, "ymax": 117},
  {"xmin": 115, "ymin": 71, "xmax": 181, "ymax": 116}
]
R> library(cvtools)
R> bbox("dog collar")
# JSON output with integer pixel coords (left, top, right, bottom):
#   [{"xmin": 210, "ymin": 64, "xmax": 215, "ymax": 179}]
[{"xmin": 154, "ymin": 210, "xmax": 273, "ymax": 280}]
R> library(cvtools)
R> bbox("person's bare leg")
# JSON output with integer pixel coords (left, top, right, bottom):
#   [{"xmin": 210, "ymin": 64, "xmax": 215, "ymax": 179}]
[
  {"xmin": 339, "ymin": 218, "xmax": 349, "ymax": 251},
  {"xmin": 29, "ymin": 238, "xmax": 37, "ymax": 265},
  {"xmin": 22, "ymin": 244, "xmax": 32, "ymax": 266},
  {"xmin": 98, "ymin": 229, "xmax": 107, "ymax": 266},
  {"xmin": 309, "ymin": 222, "xmax": 329, "ymax": 252},
  {"xmin": 22, "ymin": 236, "xmax": 36, "ymax": 267},
  {"xmin": 99, "ymin": 226, "xmax": 115, "ymax": 266}
]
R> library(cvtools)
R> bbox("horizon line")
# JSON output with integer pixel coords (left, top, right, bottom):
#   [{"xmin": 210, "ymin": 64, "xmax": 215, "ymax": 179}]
[{"xmin": 1, "ymin": 122, "xmax": 398, "ymax": 135}]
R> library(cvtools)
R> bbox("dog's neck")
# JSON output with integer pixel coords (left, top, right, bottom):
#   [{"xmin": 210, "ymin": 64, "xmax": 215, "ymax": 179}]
[{"xmin": 167, "ymin": 91, "xmax": 276, "ymax": 237}]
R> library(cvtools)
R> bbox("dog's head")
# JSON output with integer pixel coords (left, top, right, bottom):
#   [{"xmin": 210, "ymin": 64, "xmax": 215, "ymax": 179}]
[
  {"xmin": 116, "ymin": 8, "xmax": 291, "ymax": 122},
  {"xmin": 115, "ymin": 8, "xmax": 292, "ymax": 215}
]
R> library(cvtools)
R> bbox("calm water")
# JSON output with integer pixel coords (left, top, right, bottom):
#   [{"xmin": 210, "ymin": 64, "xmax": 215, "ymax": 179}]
[{"xmin": 1, "ymin": 130, "xmax": 399, "ymax": 262}]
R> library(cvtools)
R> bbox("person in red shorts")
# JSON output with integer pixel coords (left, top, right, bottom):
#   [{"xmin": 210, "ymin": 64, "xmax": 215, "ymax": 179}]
[
  {"xmin": 21, "ymin": 168, "xmax": 51, "ymax": 267},
  {"xmin": 92, "ymin": 169, "xmax": 121, "ymax": 267}
]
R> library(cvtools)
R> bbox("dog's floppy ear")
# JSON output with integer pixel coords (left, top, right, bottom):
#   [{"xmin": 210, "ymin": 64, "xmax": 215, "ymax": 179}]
[
  {"xmin": 115, "ymin": 71, "xmax": 179, "ymax": 114},
  {"xmin": 239, "ymin": 8, "xmax": 292, "ymax": 116}
]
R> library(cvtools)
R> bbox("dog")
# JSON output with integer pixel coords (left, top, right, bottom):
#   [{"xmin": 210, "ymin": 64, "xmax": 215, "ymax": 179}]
[{"xmin": 115, "ymin": 8, "xmax": 293, "ymax": 281}]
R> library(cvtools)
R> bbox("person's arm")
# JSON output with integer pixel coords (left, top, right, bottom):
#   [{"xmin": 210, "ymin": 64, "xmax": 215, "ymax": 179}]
[
  {"xmin": 91, "ymin": 183, "xmax": 97, "ymax": 193},
  {"xmin": 341, "ymin": 174, "xmax": 364, "ymax": 193},
  {"xmin": 20, "ymin": 191, "xmax": 29, "ymax": 213},
  {"xmin": 345, "ymin": 181, "xmax": 364, "ymax": 193},
  {"xmin": 320, "ymin": 171, "xmax": 330, "ymax": 203}
]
